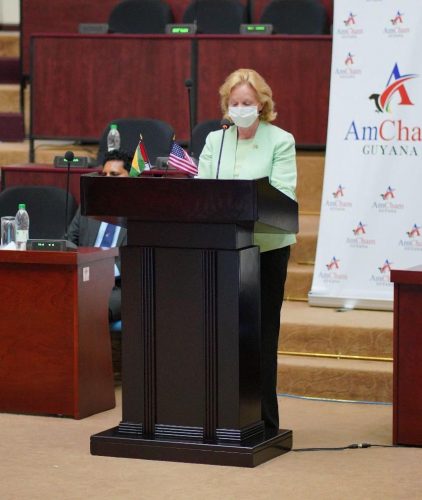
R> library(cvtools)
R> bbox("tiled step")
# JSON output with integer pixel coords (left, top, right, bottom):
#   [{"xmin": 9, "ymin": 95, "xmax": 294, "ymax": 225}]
[
  {"xmin": 280, "ymin": 300, "xmax": 393, "ymax": 358},
  {"xmin": 0, "ymin": 83, "xmax": 20, "ymax": 113},
  {"xmin": 285, "ymin": 262, "xmax": 313, "ymax": 301},
  {"xmin": 0, "ymin": 32, "xmax": 19, "ymax": 58},
  {"xmin": 291, "ymin": 213, "xmax": 319, "ymax": 264},
  {"xmin": 0, "ymin": 141, "xmax": 29, "ymax": 164},
  {"xmin": 0, "ymin": 140, "xmax": 99, "ymax": 166},
  {"xmin": 296, "ymin": 151, "xmax": 324, "ymax": 215},
  {"xmin": 278, "ymin": 354, "xmax": 392, "ymax": 402}
]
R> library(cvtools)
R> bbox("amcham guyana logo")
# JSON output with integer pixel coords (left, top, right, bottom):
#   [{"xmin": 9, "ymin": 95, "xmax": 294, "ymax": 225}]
[
  {"xmin": 391, "ymin": 11, "xmax": 404, "ymax": 25},
  {"xmin": 371, "ymin": 259, "xmax": 393, "ymax": 287},
  {"xmin": 320, "ymin": 257, "xmax": 347, "ymax": 283},
  {"xmin": 326, "ymin": 257, "xmax": 340, "ymax": 270},
  {"xmin": 372, "ymin": 186, "xmax": 404, "ymax": 213},
  {"xmin": 352, "ymin": 221, "xmax": 366, "ymax": 235},
  {"xmin": 347, "ymin": 222, "xmax": 376, "ymax": 248},
  {"xmin": 369, "ymin": 63, "xmax": 418, "ymax": 113},
  {"xmin": 325, "ymin": 184, "xmax": 352, "ymax": 211},
  {"xmin": 407, "ymin": 224, "xmax": 421, "ymax": 238},
  {"xmin": 378, "ymin": 259, "xmax": 392, "ymax": 273},
  {"xmin": 337, "ymin": 12, "xmax": 363, "ymax": 38},
  {"xmin": 385, "ymin": 10, "xmax": 409, "ymax": 37},
  {"xmin": 398, "ymin": 224, "xmax": 422, "ymax": 251},
  {"xmin": 380, "ymin": 186, "xmax": 395, "ymax": 200}
]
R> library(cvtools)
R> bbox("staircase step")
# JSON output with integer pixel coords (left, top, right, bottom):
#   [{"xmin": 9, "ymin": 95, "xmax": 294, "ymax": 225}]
[
  {"xmin": 280, "ymin": 300, "xmax": 393, "ymax": 358},
  {"xmin": 285, "ymin": 262, "xmax": 313, "ymax": 301},
  {"xmin": 0, "ymin": 32, "xmax": 19, "ymax": 58},
  {"xmin": 278, "ymin": 354, "xmax": 392, "ymax": 402},
  {"xmin": 0, "ymin": 113, "xmax": 24, "ymax": 141},
  {"xmin": 0, "ymin": 141, "xmax": 29, "ymax": 164},
  {"xmin": 291, "ymin": 213, "xmax": 319, "ymax": 264},
  {"xmin": 296, "ymin": 151, "xmax": 324, "ymax": 214},
  {"xmin": 34, "ymin": 142, "xmax": 99, "ymax": 164},
  {"xmin": 0, "ymin": 84, "xmax": 20, "ymax": 113}
]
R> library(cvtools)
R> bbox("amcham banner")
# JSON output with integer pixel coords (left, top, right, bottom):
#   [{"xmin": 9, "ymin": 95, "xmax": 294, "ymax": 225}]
[{"xmin": 309, "ymin": 0, "xmax": 422, "ymax": 310}]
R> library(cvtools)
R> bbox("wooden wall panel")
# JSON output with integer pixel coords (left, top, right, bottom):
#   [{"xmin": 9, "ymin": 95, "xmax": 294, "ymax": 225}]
[
  {"xmin": 197, "ymin": 35, "xmax": 331, "ymax": 146},
  {"xmin": 21, "ymin": 0, "xmax": 120, "ymax": 75},
  {"xmin": 31, "ymin": 35, "xmax": 192, "ymax": 142}
]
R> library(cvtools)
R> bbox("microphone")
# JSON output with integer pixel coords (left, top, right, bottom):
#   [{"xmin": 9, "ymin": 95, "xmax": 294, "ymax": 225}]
[
  {"xmin": 185, "ymin": 78, "xmax": 195, "ymax": 158},
  {"xmin": 63, "ymin": 150, "xmax": 74, "ymax": 240},
  {"xmin": 216, "ymin": 119, "xmax": 233, "ymax": 179}
]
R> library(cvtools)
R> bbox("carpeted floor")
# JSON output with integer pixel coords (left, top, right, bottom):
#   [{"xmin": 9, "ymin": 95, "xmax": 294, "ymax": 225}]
[{"xmin": 1, "ymin": 388, "xmax": 421, "ymax": 500}]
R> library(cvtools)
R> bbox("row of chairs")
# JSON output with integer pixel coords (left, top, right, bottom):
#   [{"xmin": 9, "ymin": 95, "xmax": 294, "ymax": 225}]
[
  {"xmin": 0, "ymin": 118, "xmax": 219, "ymax": 241},
  {"xmin": 97, "ymin": 117, "xmax": 220, "ymax": 166},
  {"xmin": 108, "ymin": 0, "xmax": 330, "ymax": 35}
]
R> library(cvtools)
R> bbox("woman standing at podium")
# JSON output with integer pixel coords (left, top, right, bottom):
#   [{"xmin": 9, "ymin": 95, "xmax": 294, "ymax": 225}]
[{"xmin": 197, "ymin": 68, "xmax": 297, "ymax": 433}]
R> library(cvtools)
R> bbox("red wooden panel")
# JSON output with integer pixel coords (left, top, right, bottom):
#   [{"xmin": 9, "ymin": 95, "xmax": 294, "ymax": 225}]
[
  {"xmin": 22, "ymin": 0, "xmax": 120, "ymax": 76},
  {"xmin": 197, "ymin": 35, "xmax": 331, "ymax": 146},
  {"xmin": 0, "ymin": 248, "xmax": 117, "ymax": 418},
  {"xmin": 31, "ymin": 34, "xmax": 192, "ymax": 143},
  {"xmin": 1, "ymin": 165, "xmax": 100, "ymax": 204},
  {"xmin": 393, "ymin": 281, "xmax": 422, "ymax": 445}
]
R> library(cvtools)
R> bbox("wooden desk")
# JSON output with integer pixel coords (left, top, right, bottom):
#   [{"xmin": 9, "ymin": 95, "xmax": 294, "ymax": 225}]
[
  {"xmin": 30, "ymin": 34, "xmax": 331, "ymax": 150},
  {"xmin": 0, "ymin": 247, "xmax": 117, "ymax": 419},
  {"xmin": 1, "ymin": 165, "xmax": 100, "ymax": 204},
  {"xmin": 391, "ymin": 265, "xmax": 422, "ymax": 446},
  {"xmin": 21, "ymin": 0, "xmax": 120, "ymax": 76}
]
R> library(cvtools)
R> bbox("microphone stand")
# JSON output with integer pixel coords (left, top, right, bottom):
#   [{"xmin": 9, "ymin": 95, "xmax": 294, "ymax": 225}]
[
  {"xmin": 185, "ymin": 78, "xmax": 194, "ymax": 158},
  {"xmin": 216, "ymin": 120, "xmax": 232, "ymax": 179},
  {"xmin": 63, "ymin": 150, "xmax": 74, "ymax": 240}
]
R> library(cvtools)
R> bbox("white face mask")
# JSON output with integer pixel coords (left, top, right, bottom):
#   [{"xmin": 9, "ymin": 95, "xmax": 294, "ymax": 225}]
[{"xmin": 228, "ymin": 106, "xmax": 259, "ymax": 128}]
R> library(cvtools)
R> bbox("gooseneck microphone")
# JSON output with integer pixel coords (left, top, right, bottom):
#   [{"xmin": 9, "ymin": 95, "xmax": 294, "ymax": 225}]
[
  {"xmin": 185, "ymin": 78, "xmax": 194, "ymax": 157},
  {"xmin": 63, "ymin": 150, "xmax": 74, "ymax": 240},
  {"xmin": 216, "ymin": 119, "xmax": 233, "ymax": 179}
]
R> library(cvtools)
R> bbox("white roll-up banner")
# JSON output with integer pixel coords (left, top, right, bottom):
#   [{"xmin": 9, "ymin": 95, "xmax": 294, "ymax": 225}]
[{"xmin": 309, "ymin": 0, "xmax": 422, "ymax": 310}]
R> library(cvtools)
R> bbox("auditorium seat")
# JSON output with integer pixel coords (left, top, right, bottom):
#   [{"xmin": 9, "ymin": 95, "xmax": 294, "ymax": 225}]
[
  {"xmin": 190, "ymin": 119, "xmax": 221, "ymax": 160},
  {"xmin": 108, "ymin": 0, "xmax": 173, "ymax": 34},
  {"xmin": 97, "ymin": 118, "xmax": 175, "ymax": 166},
  {"xmin": 260, "ymin": 0, "xmax": 329, "ymax": 35},
  {"xmin": 0, "ymin": 186, "xmax": 77, "ymax": 240},
  {"xmin": 183, "ymin": 0, "xmax": 247, "ymax": 34}
]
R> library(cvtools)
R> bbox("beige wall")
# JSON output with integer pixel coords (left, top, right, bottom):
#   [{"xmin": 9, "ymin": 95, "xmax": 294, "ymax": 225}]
[{"xmin": 0, "ymin": 0, "xmax": 20, "ymax": 24}]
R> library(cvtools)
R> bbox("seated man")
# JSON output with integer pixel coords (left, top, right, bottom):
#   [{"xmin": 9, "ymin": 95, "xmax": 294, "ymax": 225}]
[{"xmin": 67, "ymin": 149, "xmax": 133, "ymax": 322}]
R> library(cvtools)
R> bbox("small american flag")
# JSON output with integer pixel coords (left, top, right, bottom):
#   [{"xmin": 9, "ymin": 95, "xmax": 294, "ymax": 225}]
[{"xmin": 168, "ymin": 141, "xmax": 198, "ymax": 176}]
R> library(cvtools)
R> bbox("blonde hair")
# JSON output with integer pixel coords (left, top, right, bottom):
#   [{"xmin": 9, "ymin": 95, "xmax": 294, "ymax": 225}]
[{"xmin": 219, "ymin": 68, "xmax": 277, "ymax": 122}]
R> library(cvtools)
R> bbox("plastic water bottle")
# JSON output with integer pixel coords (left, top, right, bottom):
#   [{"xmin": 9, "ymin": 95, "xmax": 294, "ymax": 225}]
[
  {"xmin": 107, "ymin": 124, "xmax": 121, "ymax": 152},
  {"xmin": 15, "ymin": 203, "xmax": 30, "ymax": 250}
]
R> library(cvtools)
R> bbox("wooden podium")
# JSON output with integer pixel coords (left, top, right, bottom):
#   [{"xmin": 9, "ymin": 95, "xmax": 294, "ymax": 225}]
[
  {"xmin": 391, "ymin": 265, "xmax": 422, "ymax": 446},
  {"xmin": 0, "ymin": 248, "xmax": 117, "ymax": 419},
  {"xmin": 82, "ymin": 175, "xmax": 298, "ymax": 466}
]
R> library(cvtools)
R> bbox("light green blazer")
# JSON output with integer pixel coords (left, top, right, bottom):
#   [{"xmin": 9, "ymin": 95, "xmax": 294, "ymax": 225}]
[{"xmin": 197, "ymin": 121, "xmax": 297, "ymax": 252}]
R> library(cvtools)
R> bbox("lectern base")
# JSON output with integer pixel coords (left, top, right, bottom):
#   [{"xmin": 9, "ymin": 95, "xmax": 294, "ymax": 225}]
[{"xmin": 90, "ymin": 427, "xmax": 292, "ymax": 467}]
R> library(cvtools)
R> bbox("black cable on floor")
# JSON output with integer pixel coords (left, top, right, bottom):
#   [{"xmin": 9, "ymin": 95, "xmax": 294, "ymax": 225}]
[{"xmin": 292, "ymin": 443, "xmax": 415, "ymax": 452}]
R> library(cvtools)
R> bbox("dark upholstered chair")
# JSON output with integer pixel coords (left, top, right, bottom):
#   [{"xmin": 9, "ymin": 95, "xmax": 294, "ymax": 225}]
[
  {"xmin": 183, "ymin": 0, "xmax": 247, "ymax": 34},
  {"xmin": 260, "ymin": 0, "xmax": 329, "ymax": 35},
  {"xmin": 97, "ymin": 118, "xmax": 175, "ymax": 167},
  {"xmin": 0, "ymin": 185, "xmax": 77, "ymax": 240},
  {"xmin": 190, "ymin": 119, "xmax": 221, "ymax": 160},
  {"xmin": 108, "ymin": 0, "xmax": 173, "ymax": 34}
]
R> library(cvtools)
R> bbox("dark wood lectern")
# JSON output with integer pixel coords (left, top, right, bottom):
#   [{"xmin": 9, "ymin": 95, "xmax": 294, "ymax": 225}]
[
  {"xmin": 0, "ymin": 248, "xmax": 117, "ymax": 419},
  {"xmin": 391, "ymin": 265, "xmax": 422, "ymax": 446},
  {"xmin": 83, "ymin": 176, "xmax": 298, "ymax": 466}
]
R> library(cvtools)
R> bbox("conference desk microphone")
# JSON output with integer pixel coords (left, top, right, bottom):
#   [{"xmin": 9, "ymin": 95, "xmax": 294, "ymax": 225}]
[
  {"xmin": 215, "ymin": 119, "xmax": 233, "ymax": 179},
  {"xmin": 63, "ymin": 150, "xmax": 74, "ymax": 240},
  {"xmin": 185, "ymin": 78, "xmax": 195, "ymax": 158}
]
